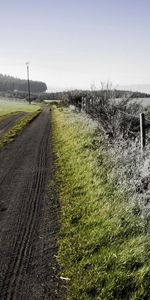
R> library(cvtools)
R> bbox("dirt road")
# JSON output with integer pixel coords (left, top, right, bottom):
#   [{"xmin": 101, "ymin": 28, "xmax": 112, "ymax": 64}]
[
  {"xmin": 0, "ymin": 113, "xmax": 26, "ymax": 137},
  {"xmin": 0, "ymin": 110, "xmax": 66, "ymax": 299}
]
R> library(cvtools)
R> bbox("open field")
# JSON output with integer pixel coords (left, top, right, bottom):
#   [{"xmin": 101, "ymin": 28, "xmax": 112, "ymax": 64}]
[
  {"xmin": 133, "ymin": 97, "xmax": 150, "ymax": 107},
  {"xmin": 0, "ymin": 98, "xmax": 40, "ymax": 115},
  {"xmin": 116, "ymin": 97, "xmax": 150, "ymax": 107}
]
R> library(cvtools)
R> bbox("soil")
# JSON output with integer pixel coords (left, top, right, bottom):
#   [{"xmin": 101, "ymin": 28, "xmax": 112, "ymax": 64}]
[
  {"xmin": 0, "ymin": 109, "xmax": 66, "ymax": 300},
  {"xmin": 0, "ymin": 113, "xmax": 26, "ymax": 137}
]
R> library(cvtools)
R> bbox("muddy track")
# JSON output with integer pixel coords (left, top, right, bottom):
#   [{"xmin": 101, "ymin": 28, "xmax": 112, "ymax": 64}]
[
  {"xmin": 0, "ymin": 109, "xmax": 66, "ymax": 300},
  {"xmin": 0, "ymin": 113, "xmax": 26, "ymax": 137}
]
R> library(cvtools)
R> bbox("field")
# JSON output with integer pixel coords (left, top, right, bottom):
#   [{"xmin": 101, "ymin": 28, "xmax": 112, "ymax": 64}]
[
  {"xmin": 135, "ymin": 97, "xmax": 150, "ymax": 106},
  {"xmin": 0, "ymin": 98, "xmax": 42, "ymax": 149},
  {"xmin": 0, "ymin": 98, "xmax": 40, "ymax": 115}
]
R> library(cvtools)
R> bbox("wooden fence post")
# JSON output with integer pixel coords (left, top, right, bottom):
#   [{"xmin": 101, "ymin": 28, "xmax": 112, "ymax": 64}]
[{"xmin": 140, "ymin": 113, "xmax": 146, "ymax": 152}]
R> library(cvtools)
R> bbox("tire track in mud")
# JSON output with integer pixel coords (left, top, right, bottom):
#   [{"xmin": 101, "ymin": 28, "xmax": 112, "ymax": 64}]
[
  {"xmin": 0, "ymin": 109, "xmax": 65, "ymax": 300},
  {"xmin": 0, "ymin": 112, "xmax": 26, "ymax": 137},
  {"xmin": 1, "ymin": 134, "xmax": 46, "ymax": 300}
]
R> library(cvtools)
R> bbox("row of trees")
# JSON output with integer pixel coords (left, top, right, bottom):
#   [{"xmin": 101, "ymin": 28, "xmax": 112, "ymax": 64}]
[{"xmin": 0, "ymin": 74, "xmax": 47, "ymax": 93}]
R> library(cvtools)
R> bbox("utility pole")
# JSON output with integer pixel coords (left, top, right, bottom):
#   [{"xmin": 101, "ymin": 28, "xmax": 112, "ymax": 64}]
[{"xmin": 26, "ymin": 62, "xmax": 31, "ymax": 104}]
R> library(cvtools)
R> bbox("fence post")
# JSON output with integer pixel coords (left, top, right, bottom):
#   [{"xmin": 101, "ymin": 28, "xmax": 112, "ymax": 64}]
[
  {"xmin": 140, "ymin": 113, "xmax": 146, "ymax": 152},
  {"xmin": 81, "ymin": 97, "xmax": 85, "ymax": 111}
]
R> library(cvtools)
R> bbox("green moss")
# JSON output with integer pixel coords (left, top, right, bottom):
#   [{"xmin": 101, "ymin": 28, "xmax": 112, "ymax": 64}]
[
  {"xmin": 0, "ymin": 109, "xmax": 41, "ymax": 150},
  {"xmin": 52, "ymin": 108, "xmax": 150, "ymax": 300}
]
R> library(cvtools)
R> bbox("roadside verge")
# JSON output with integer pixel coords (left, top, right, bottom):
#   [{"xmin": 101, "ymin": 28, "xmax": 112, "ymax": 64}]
[{"xmin": 52, "ymin": 107, "xmax": 150, "ymax": 300}]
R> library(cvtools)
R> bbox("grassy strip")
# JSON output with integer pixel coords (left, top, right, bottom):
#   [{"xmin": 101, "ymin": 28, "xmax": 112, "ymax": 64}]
[
  {"xmin": 0, "ymin": 109, "xmax": 41, "ymax": 150},
  {"xmin": 52, "ymin": 108, "xmax": 150, "ymax": 300},
  {"xmin": 0, "ymin": 111, "xmax": 23, "ymax": 122}
]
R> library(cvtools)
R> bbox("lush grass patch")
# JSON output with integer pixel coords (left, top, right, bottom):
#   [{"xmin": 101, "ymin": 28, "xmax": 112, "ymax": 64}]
[
  {"xmin": 0, "ymin": 98, "xmax": 40, "ymax": 116},
  {"xmin": 52, "ymin": 108, "xmax": 150, "ymax": 300},
  {"xmin": 0, "ymin": 109, "xmax": 41, "ymax": 150}
]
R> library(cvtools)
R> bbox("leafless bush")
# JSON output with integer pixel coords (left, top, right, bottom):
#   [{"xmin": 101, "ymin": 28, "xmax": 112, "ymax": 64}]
[
  {"xmin": 65, "ymin": 84, "xmax": 148, "ymax": 139},
  {"xmin": 84, "ymin": 85, "xmax": 145, "ymax": 139}
]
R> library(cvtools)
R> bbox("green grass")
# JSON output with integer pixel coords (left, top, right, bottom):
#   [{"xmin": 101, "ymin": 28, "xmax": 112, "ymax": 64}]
[
  {"xmin": 0, "ymin": 109, "xmax": 41, "ymax": 150},
  {"xmin": 0, "ymin": 98, "xmax": 40, "ymax": 116},
  {"xmin": 0, "ymin": 111, "xmax": 22, "ymax": 122},
  {"xmin": 52, "ymin": 108, "xmax": 150, "ymax": 300}
]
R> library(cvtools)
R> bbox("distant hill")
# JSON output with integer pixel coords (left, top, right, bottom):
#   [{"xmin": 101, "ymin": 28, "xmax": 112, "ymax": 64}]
[
  {"xmin": 119, "ymin": 84, "xmax": 150, "ymax": 94},
  {"xmin": 0, "ymin": 74, "xmax": 47, "ymax": 93}
]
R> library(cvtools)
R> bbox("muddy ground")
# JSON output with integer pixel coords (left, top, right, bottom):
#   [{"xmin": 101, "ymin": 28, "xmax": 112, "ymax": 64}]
[{"xmin": 0, "ymin": 110, "xmax": 66, "ymax": 299}]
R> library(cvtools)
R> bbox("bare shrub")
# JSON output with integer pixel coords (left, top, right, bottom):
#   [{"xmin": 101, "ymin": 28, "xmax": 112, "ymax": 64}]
[
  {"xmin": 84, "ymin": 85, "xmax": 145, "ymax": 139},
  {"xmin": 64, "ymin": 84, "xmax": 147, "ymax": 139}
]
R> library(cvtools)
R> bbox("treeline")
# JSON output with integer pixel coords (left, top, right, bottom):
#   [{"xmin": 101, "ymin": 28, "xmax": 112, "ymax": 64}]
[
  {"xmin": 0, "ymin": 74, "xmax": 47, "ymax": 93},
  {"xmin": 38, "ymin": 89, "xmax": 150, "ymax": 102},
  {"xmin": 38, "ymin": 91, "xmax": 66, "ymax": 100}
]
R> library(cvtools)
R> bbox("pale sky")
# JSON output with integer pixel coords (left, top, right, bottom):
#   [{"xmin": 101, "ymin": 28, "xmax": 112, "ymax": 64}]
[{"xmin": 0, "ymin": 0, "xmax": 150, "ymax": 91}]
